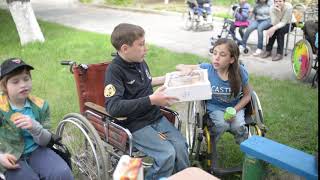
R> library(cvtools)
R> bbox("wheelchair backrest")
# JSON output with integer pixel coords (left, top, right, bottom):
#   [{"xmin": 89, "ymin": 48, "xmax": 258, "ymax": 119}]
[
  {"xmin": 72, "ymin": 61, "xmax": 132, "ymax": 153},
  {"xmin": 72, "ymin": 61, "xmax": 111, "ymax": 114}
]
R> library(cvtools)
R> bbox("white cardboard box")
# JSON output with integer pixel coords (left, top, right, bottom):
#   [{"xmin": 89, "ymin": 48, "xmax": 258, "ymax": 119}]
[{"xmin": 164, "ymin": 69, "xmax": 212, "ymax": 102}]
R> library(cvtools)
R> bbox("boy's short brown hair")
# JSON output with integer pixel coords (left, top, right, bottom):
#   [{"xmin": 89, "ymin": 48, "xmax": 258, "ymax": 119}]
[{"xmin": 111, "ymin": 23, "xmax": 145, "ymax": 50}]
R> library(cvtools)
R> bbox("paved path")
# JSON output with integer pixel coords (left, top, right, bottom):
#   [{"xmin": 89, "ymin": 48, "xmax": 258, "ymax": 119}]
[{"xmin": 1, "ymin": 0, "xmax": 310, "ymax": 81}]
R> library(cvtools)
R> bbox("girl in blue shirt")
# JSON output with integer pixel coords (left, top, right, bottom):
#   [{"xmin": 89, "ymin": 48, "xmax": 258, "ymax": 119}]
[{"xmin": 176, "ymin": 38, "xmax": 251, "ymax": 144}]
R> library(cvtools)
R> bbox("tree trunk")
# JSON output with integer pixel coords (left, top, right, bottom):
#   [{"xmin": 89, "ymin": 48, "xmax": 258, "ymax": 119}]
[{"xmin": 7, "ymin": 0, "xmax": 45, "ymax": 45}]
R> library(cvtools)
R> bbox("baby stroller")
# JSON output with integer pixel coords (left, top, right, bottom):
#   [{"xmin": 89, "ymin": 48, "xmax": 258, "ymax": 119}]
[
  {"xmin": 209, "ymin": 4, "xmax": 250, "ymax": 55},
  {"xmin": 183, "ymin": 0, "xmax": 214, "ymax": 31}
]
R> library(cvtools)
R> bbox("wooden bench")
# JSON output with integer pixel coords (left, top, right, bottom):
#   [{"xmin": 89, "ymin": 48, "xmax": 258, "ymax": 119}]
[{"xmin": 240, "ymin": 135, "xmax": 318, "ymax": 180}]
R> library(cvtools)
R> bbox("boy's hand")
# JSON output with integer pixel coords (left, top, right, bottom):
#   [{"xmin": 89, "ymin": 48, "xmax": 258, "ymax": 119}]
[
  {"xmin": 149, "ymin": 86, "xmax": 179, "ymax": 107},
  {"xmin": 0, "ymin": 153, "xmax": 20, "ymax": 169},
  {"xmin": 13, "ymin": 115, "xmax": 33, "ymax": 130}
]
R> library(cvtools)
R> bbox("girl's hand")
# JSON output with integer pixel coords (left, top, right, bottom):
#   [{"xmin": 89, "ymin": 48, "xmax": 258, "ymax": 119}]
[
  {"xmin": 176, "ymin": 64, "xmax": 193, "ymax": 75},
  {"xmin": 266, "ymin": 28, "xmax": 276, "ymax": 39},
  {"xmin": 14, "ymin": 115, "xmax": 33, "ymax": 130},
  {"xmin": 274, "ymin": 5, "xmax": 281, "ymax": 12},
  {"xmin": 0, "ymin": 153, "xmax": 20, "ymax": 169},
  {"xmin": 226, "ymin": 117, "xmax": 235, "ymax": 123}
]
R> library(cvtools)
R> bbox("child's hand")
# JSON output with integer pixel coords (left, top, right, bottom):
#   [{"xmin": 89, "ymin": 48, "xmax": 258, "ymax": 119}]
[
  {"xmin": 149, "ymin": 86, "xmax": 179, "ymax": 107},
  {"xmin": 13, "ymin": 115, "xmax": 33, "ymax": 130},
  {"xmin": 176, "ymin": 64, "xmax": 193, "ymax": 75},
  {"xmin": 226, "ymin": 117, "xmax": 235, "ymax": 123},
  {"xmin": 274, "ymin": 5, "xmax": 281, "ymax": 12},
  {"xmin": 0, "ymin": 153, "xmax": 20, "ymax": 169},
  {"xmin": 266, "ymin": 27, "xmax": 276, "ymax": 39}
]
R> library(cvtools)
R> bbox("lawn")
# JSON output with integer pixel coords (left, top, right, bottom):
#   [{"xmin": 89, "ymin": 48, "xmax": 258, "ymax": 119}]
[{"xmin": 0, "ymin": 9, "xmax": 318, "ymax": 179}]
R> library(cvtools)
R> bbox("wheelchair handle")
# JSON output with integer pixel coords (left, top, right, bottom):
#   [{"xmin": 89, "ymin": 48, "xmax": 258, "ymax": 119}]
[
  {"xmin": 60, "ymin": 60, "xmax": 74, "ymax": 65},
  {"xmin": 60, "ymin": 60, "xmax": 76, "ymax": 74}
]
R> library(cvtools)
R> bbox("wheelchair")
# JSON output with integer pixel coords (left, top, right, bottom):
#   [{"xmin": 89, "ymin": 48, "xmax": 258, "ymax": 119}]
[
  {"xmin": 289, "ymin": 2, "xmax": 318, "ymax": 87},
  {"xmin": 183, "ymin": 0, "xmax": 214, "ymax": 31},
  {"xmin": 209, "ymin": 4, "xmax": 250, "ymax": 55},
  {"xmin": 56, "ymin": 60, "xmax": 182, "ymax": 180},
  {"xmin": 185, "ymin": 90, "xmax": 267, "ymax": 177}
]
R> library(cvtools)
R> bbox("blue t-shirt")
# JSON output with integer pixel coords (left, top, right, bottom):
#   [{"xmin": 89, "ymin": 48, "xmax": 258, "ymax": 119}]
[
  {"xmin": 200, "ymin": 63, "xmax": 249, "ymax": 112},
  {"xmin": 10, "ymin": 100, "xmax": 39, "ymax": 154}
]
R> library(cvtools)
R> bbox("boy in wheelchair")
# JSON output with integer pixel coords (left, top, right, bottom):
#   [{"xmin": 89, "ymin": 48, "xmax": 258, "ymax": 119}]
[
  {"xmin": 104, "ymin": 23, "xmax": 190, "ymax": 179},
  {"xmin": 186, "ymin": 0, "xmax": 213, "ymax": 23},
  {"xmin": 177, "ymin": 38, "xmax": 251, "ymax": 144},
  {"xmin": 0, "ymin": 58, "xmax": 73, "ymax": 180}
]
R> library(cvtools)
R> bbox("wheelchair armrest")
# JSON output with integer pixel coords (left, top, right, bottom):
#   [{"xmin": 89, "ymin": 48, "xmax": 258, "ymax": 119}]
[
  {"xmin": 84, "ymin": 102, "xmax": 133, "ymax": 155},
  {"xmin": 244, "ymin": 97, "xmax": 253, "ymax": 118},
  {"xmin": 160, "ymin": 106, "xmax": 182, "ymax": 130},
  {"xmin": 47, "ymin": 133, "xmax": 63, "ymax": 148},
  {"xmin": 84, "ymin": 102, "xmax": 127, "ymax": 121}
]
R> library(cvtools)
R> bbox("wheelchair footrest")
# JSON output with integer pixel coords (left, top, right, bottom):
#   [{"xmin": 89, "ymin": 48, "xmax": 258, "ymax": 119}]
[{"xmin": 211, "ymin": 166, "xmax": 242, "ymax": 176}]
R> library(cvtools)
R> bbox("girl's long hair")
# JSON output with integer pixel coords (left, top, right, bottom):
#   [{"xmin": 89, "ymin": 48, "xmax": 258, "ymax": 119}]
[{"xmin": 212, "ymin": 38, "xmax": 241, "ymax": 98}]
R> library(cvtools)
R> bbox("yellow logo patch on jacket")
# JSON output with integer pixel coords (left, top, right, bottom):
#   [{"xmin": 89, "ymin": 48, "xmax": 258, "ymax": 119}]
[{"xmin": 104, "ymin": 84, "xmax": 116, "ymax": 97}]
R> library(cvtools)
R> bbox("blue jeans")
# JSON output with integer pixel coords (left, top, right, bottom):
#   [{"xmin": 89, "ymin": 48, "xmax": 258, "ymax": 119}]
[
  {"xmin": 132, "ymin": 117, "xmax": 190, "ymax": 180},
  {"xmin": 5, "ymin": 147, "xmax": 73, "ymax": 180},
  {"xmin": 242, "ymin": 19, "xmax": 272, "ymax": 49},
  {"xmin": 209, "ymin": 109, "xmax": 248, "ymax": 144}
]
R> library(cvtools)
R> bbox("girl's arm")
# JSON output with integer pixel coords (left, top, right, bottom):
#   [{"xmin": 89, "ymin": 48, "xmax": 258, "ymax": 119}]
[
  {"xmin": 176, "ymin": 64, "xmax": 201, "ymax": 75},
  {"xmin": 234, "ymin": 84, "xmax": 251, "ymax": 112},
  {"xmin": 152, "ymin": 76, "xmax": 166, "ymax": 87}
]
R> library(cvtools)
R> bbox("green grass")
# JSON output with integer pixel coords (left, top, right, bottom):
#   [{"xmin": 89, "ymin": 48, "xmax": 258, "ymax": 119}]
[{"xmin": 1, "ymin": 9, "xmax": 318, "ymax": 178}]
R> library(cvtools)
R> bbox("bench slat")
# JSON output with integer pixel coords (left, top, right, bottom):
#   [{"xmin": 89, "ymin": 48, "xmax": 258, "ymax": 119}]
[{"xmin": 240, "ymin": 136, "xmax": 318, "ymax": 180}]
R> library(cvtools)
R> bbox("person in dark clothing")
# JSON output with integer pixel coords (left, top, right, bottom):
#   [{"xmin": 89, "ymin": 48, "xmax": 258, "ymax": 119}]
[
  {"xmin": 104, "ymin": 23, "xmax": 190, "ymax": 180},
  {"xmin": 261, "ymin": 0, "xmax": 293, "ymax": 61}
]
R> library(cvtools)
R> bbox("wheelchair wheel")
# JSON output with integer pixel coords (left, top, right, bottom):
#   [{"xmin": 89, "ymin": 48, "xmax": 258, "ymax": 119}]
[
  {"xmin": 186, "ymin": 101, "xmax": 198, "ymax": 153},
  {"xmin": 251, "ymin": 91, "xmax": 264, "ymax": 123},
  {"xmin": 186, "ymin": 101, "xmax": 205, "ymax": 153},
  {"xmin": 247, "ymin": 124, "xmax": 262, "ymax": 137},
  {"xmin": 186, "ymin": 101, "xmax": 211, "ymax": 169},
  {"xmin": 183, "ymin": 10, "xmax": 194, "ymax": 31},
  {"xmin": 56, "ymin": 113, "xmax": 109, "ymax": 180},
  {"xmin": 291, "ymin": 39, "xmax": 314, "ymax": 81},
  {"xmin": 249, "ymin": 91, "xmax": 266, "ymax": 136}
]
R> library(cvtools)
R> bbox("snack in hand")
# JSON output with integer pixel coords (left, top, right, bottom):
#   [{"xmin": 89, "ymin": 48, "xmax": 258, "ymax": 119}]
[
  {"xmin": 114, "ymin": 155, "xmax": 143, "ymax": 180},
  {"xmin": 10, "ymin": 112, "xmax": 23, "ymax": 122}
]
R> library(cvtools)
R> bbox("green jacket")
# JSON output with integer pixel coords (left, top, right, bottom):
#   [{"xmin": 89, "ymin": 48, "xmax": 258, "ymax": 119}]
[{"xmin": 0, "ymin": 94, "xmax": 50, "ymax": 174}]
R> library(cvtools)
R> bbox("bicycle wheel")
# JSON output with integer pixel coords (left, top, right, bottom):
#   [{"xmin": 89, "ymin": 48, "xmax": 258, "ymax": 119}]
[
  {"xmin": 291, "ymin": 39, "xmax": 314, "ymax": 81},
  {"xmin": 56, "ymin": 113, "xmax": 109, "ymax": 180}
]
